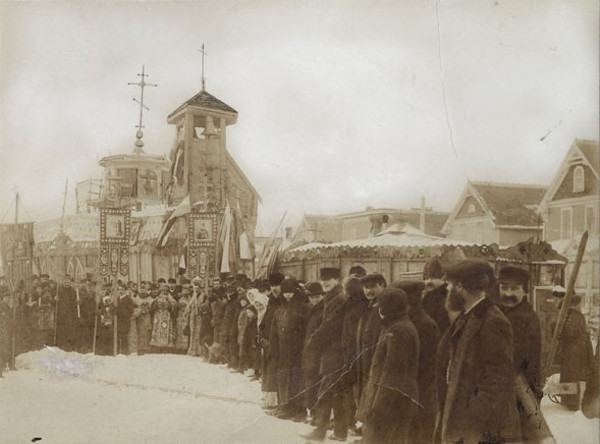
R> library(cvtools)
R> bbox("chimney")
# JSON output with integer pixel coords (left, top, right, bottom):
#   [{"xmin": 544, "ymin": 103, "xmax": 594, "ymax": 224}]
[{"xmin": 284, "ymin": 226, "xmax": 293, "ymax": 240}]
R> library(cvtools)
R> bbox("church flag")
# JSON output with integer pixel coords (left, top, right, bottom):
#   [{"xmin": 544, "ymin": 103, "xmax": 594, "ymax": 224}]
[{"xmin": 220, "ymin": 202, "xmax": 233, "ymax": 273}]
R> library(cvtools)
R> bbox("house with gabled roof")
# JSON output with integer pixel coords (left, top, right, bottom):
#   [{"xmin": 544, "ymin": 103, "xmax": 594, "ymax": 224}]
[
  {"xmin": 539, "ymin": 139, "xmax": 599, "ymax": 329},
  {"xmin": 441, "ymin": 181, "xmax": 546, "ymax": 245}
]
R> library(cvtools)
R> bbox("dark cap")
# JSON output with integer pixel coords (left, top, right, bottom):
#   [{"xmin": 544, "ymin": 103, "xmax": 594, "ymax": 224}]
[
  {"xmin": 377, "ymin": 287, "xmax": 408, "ymax": 319},
  {"xmin": 305, "ymin": 281, "xmax": 324, "ymax": 297},
  {"xmin": 236, "ymin": 273, "xmax": 247, "ymax": 282},
  {"xmin": 257, "ymin": 280, "xmax": 271, "ymax": 292},
  {"xmin": 348, "ymin": 265, "xmax": 367, "ymax": 278},
  {"xmin": 423, "ymin": 258, "xmax": 444, "ymax": 280},
  {"xmin": 320, "ymin": 267, "xmax": 341, "ymax": 280},
  {"xmin": 390, "ymin": 280, "xmax": 425, "ymax": 306},
  {"xmin": 269, "ymin": 272, "xmax": 285, "ymax": 286},
  {"xmin": 360, "ymin": 273, "xmax": 387, "ymax": 287},
  {"xmin": 168, "ymin": 278, "xmax": 177, "ymax": 284},
  {"xmin": 498, "ymin": 266, "xmax": 530, "ymax": 287},
  {"xmin": 40, "ymin": 273, "xmax": 50, "ymax": 279},
  {"xmin": 444, "ymin": 260, "xmax": 493, "ymax": 293},
  {"xmin": 157, "ymin": 278, "xmax": 166, "ymax": 284},
  {"xmin": 281, "ymin": 278, "xmax": 299, "ymax": 294}
]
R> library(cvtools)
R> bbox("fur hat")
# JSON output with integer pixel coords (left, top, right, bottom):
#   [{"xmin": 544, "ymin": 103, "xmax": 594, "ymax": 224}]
[
  {"xmin": 269, "ymin": 272, "xmax": 285, "ymax": 286},
  {"xmin": 444, "ymin": 260, "xmax": 493, "ymax": 293},
  {"xmin": 319, "ymin": 267, "xmax": 340, "ymax": 281},
  {"xmin": 423, "ymin": 258, "xmax": 444, "ymax": 280},
  {"xmin": 377, "ymin": 287, "xmax": 408, "ymax": 320},
  {"xmin": 360, "ymin": 273, "xmax": 387, "ymax": 287},
  {"xmin": 305, "ymin": 281, "xmax": 324, "ymax": 297},
  {"xmin": 390, "ymin": 280, "xmax": 425, "ymax": 306},
  {"xmin": 281, "ymin": 278, "xmax": 299, "ymax": 294},
  {"xmin": 498, "ymin": 266, "xmax": 530, "ymax": 288}
]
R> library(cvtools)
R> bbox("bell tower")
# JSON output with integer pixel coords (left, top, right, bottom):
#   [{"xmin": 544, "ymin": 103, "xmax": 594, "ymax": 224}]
[{"xmin": 166, "ymin": 46, "xmax": 237, "ymax": 210}]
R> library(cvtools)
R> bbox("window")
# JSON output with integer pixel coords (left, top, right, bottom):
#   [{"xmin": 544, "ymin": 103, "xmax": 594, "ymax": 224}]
[
  {"xmin": 467, "ymin": 203, "xmax": 476, "ymax": 214},
  {"xmin": 561, "ymin": 207, "xmax": 573, "ymax": 239},
  {"xmin": 585, "ymin": 206, "xmax": 598, "ymax": 234},
  {"xmin": 573, "ymin": 165, "xmax": 585, "ymax": 193}
]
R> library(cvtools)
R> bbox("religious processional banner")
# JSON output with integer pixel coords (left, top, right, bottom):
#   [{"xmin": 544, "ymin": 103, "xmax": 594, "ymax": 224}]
[
  {"xmin": 99, "ymin": 208, "xmax": 131, "ymax": 277},
  {"xmin": 0, "ymin": 223, "xmax": 34, "ymax": 285},
  {"xmin": 187, "ymin": 213, "xmax": 219, "ymax": 279}
]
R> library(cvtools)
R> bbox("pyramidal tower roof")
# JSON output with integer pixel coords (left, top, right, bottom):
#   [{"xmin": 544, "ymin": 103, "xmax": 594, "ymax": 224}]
[{"xmin": 168, "ymin": 89, "xmax": 237, "ymax": 120}]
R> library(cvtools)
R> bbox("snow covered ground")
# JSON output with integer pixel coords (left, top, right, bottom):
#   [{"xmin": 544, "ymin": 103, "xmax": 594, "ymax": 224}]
[{"xmin": 0, "ymin": 348, "xmax": 597, "ymax": 444}]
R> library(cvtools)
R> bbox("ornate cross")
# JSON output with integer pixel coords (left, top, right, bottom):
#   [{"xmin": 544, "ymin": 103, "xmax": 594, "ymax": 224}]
[
  {"xmin": 198, "ymin": 44, "xmax": 207, "ymax": 91},
  {"xmin": 128, "ymin": 65, "xmax": 157, "ymax": 131}
]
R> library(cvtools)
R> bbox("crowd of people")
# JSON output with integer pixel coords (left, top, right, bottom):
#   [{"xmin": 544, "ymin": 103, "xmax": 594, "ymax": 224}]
[{"xmin": 0, "ymin": 258, "xmax": 598, "ymax": 443}]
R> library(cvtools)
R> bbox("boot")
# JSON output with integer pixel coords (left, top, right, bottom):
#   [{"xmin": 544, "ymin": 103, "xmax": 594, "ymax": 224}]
[{"xmin": 298, "ymin": 427, "xmax": 327, "ymax": 442}]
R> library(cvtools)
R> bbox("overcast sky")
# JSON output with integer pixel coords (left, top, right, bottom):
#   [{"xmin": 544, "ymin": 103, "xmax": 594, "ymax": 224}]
[{"xmin": 0, "ymin": 0, "xmax": 598, "ymax": 234}]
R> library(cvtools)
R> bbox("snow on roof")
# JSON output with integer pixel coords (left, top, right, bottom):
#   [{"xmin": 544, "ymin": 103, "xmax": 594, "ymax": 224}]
[{"xmin": 287, "ymin": 222, "xmax": 475, "ymax": 252}]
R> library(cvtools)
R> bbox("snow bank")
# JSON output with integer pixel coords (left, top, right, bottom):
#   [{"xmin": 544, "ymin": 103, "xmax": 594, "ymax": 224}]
[
  {"xmin": 9, "ymin": 348, "xmax": 600, "ymax": 444},
  {"xmin": 16, "ymin": 347, "xmax": 261, "ymax": 404}
]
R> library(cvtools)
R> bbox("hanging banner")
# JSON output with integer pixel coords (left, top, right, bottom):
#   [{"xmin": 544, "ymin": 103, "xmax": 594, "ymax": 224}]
[
  {"xmin": 187, "ymin": 213, "xmax": 219, "ymax": 279},
  {"xmin": 0, "ymin": 222, "xmax": 34, "ymax": 285},
  {"xmin": 99, "ymin": 208, "xmax": 131, "ymax": 277}
]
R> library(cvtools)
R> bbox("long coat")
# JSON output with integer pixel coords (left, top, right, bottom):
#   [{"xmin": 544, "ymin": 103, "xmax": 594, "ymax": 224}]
[
  {"xmin": 502, "ymin": 299, "xmax": 542, "ymax": 397},
  {"xmin": 556, "ymin": 307, "xmax": 594, "ymax": 409},
  {"xmin": 409, "ymin": 306, "xmax": 440, "ymax": 443},
  {"xmin": 302, "ymin": 299, "xmax": 324, "ymax": 410},
  {"xmin": 355, "ymin": 299, "xmax": 382, "ymax": 412},
  {"xmin": 434, "ymin": 298, "xmax": 520, "ymax": 444},
  {"xmin": 360, "ymin": 314, "xmax": 419, "ymax": 444},
  {"xmin": 269, "ymin": 295, "xmax": 310, "ymax": 405},
  {"xmin": 260, "ymin": 295, "xmax": 282, "ymax": 393},
  {"xmin": 340, "ymin": 291, "xmax": 368, "ymax": 390},
  {"xmin": 306, "ymin": 284, "xmax": 346, "ymax": 399},
  {"xmin": 55, "ymin": 286, "xmax": 78, "ymax": 351},
  {"xmin": 422, "ymin": 284, "xmax": 450, "ymax": 334}
]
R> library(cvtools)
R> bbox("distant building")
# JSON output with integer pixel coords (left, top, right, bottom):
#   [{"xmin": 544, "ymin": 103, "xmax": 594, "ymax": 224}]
[
  {"xmin": 442, "ymin": 181, "xmax": 546, "ymax": 245},
  {"xmin": 292, "ymin": 206, "xmax": 449, "ymax": 246},
  {"xmin": 540, "ymin": 139, "xmax": 599, "ymax": 333}
]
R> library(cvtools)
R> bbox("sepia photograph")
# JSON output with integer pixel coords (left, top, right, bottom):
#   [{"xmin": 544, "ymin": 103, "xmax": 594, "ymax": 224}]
[{"xmin": 0, "ymin": 0, "xmax": 598, "ymax": 443}]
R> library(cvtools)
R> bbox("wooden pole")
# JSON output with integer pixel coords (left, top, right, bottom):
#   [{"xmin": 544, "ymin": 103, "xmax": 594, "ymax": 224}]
[
  {"xmin": 543, "ymin": 231, "xmax": 588, "ymax": 379},
  {"xmin": 92, "ymin": 309, "xmax": 98, "ymax": 354},
  {"xmin": 53, "ymin": 280, "xmax": 59, "ymax": 347},
  {"xmin": 112, "ymin": 278, "xmax": 118, "ymax": 356}
]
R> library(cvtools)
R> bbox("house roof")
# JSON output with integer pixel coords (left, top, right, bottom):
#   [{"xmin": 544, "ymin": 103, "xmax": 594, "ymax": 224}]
[
  {"xmin": 539, "ymin": 139, "xmax": 599, "ymax": 209},
  {"xmin": 577, "ymin": 139, "xmax": 599, "ymax": 175},
  {"xmin": 168, "ymin": 90, "xmax": 237, "ymax": 119},
  {"xmin": 470, "ymin": 182, "xmax": 546, "ymax": 226}
]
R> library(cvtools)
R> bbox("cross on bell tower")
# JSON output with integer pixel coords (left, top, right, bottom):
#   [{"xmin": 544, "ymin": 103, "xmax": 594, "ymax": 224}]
[
  {"xmin": 128, "ymin": 65, "xmax": 157, "ymax": 154},
  {"xmin": 199, "ymin": 44, "xmax": 208, "ymax": 92}
]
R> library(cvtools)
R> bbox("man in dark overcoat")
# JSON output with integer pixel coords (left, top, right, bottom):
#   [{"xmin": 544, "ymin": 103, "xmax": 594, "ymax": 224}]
[
  {"xmin": 355, "ymin": 273, "xmax": 386, "ymax": 425},
  {"xmin": 302, "ymin": 282, "xmax": 325, "ymax": 416},
  {"xmin": 422, "ymin": 259, "xmax": 450, "ymax": 334},
  {"xmin": 55, "ymin": 275, "xmax": 78, "ymax": 351},
  {"xmin": 393, "ymin": 280, "xmax": 440, "ymax": 443},
  {"xmin": 361, "ymin": 287, "xmax": 419, "ymax": 444},
  {"xmin": 259, "ymin": 276, "xmax": 283, "ymax": 408},
  {"xmin": 498, "ymin": 267, "xmax": 542, "ymax": 399},
  {"xmin": 116, "ymin": 282, "xmax": 134, "ymax": 355},
  {"xmin": 300, "ymin": 267, "xmax": 348, "ymax": 442},
  {"xmin": 219, "ymin": 282, "xmax": 239, "ymax": 366},
  {"xmin": 434, "ymin": 260, "xmax": 520, "ymax": 444},
  {"xmin": 556, "ymin": 294, "xmax": 595, "ymax": 410},
  {"xmin": 268, "ymin": 279, "xmax": 310, "ymax": 420},
  {"xmin": 340, "ymin": 275, "xmax": 368, "ymax": 434}
]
